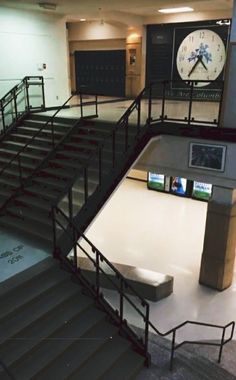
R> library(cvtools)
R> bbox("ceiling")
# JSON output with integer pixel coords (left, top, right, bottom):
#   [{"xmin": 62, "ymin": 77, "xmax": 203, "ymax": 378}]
[{"xmin": 0, "ymin": 0, "xmax": 233, "ymax": 20}]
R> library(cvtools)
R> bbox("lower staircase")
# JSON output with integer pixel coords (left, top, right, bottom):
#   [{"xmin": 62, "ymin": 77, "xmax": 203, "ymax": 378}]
[{"xmin": 0, "ymin": 257, "xmax": 145, "ymax": 380}]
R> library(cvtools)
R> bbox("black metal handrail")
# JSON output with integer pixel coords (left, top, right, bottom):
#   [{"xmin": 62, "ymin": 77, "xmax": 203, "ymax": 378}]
[
  {"xmin": 52, "ymin": 206, "xmax": 235, "ymax": 371},
  {"xmin": 0, "ymin": 93, "xmax": 98, "ymax": 214},
  {"xmin": 0, "ymin": 76, "xmax": 45, "ymax": 134},
  {"xmin": 52, "ymin": 205, "xmax": 150, "ymax": 363},
  {"xmin": 147, "ymin": 79, "xmax": 224, "ymax": 126},
  {"xmin": 52, "ymin": 86, "xmax": 147, "ymax": 211},
  {"xmin": 148, "ymin": 319, "xmax": 235, "ymax": 370}
]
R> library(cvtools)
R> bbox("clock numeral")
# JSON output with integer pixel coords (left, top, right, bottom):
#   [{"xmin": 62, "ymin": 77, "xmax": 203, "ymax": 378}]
[
  {"xmin": 220, "ymin": 55, "xmax": 223, "ymax": 62},
  {"xmin": 181, "ymin": 45, "xmax": 187, "ymax": 53},
  {"xmin": 217, "ymin": 44, "xmax": 221, "ymax": 51},
  {"xmin": 199, "ymin": 31, "xmax": 205, "ymax": 39},
  {"xmin": 212, "ymin": 35, "xmax": 215, "ymax": 42},
  {"xmin": 207, "ymin": 75, "xmax": 210, "ymax": 80},
  {"xmin": 214, "ymin": 68, "xmax": 217, "ymax": 73},
  {"xmin": 179, "ymin": 55, "xmax": 185, "ymax": 62},
  {"xmin": 189, "ymin": 36, "xmax": 194, "ymax": 43},
  {"xmin": 180, "ymin": 68, "xmax": 184, "ymax": 74}
]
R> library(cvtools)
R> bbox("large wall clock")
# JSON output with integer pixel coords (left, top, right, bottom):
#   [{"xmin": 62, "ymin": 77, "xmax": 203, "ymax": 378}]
[{"xmin": 176, "ymin": 29, "xmax": 226, "ymax": 87}]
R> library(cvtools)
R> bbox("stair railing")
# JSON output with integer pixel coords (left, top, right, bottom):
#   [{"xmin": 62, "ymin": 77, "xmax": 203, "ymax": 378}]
[
  {"xmin": 52, "ymin": 206, "xmax": 235, "ymax": 370},
  {"xmin": 147, "ymin": 80, "xmax": 224, "ymax": 127},
  {"xmin": 0, "ymin": 92, "xmax": 98, "ymax": 190},
  {"xmin": 52, "ymin": 86, "xmax": 150, "ymax": 225},
  {"xmin": 0, "ymin": 76, "xmax": 45, "ymax": 135},
  {"xmin": 52, "ymin": 205, "xmax": 151, "ymax": 365}
]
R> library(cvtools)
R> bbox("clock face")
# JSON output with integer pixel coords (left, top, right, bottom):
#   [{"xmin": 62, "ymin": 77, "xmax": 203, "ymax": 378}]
[{"xmin": 176, "ymin": 29, "xmax": 226, "ymax": 87}]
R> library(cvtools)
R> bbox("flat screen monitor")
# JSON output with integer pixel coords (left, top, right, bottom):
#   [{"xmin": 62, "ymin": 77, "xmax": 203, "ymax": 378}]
[
  {"xmin": 192, "ymin": 181, "xmax": 212, "ymax": 201},
  {"xmin": 148, "ymin": 172, "xmax": 165, "ymax": 191},
  {"xmin": 171, "ymin": 176, "xmax": 187, "ymax": 196}
]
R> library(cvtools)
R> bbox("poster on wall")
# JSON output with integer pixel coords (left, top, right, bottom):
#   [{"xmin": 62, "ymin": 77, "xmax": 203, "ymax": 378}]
[
  {"xmin": 148, "ymin": 172, "xmax": 165, "ymax": 191},
  {"xmin": 189, "ymin": 143, "xmax": 226, "ymax": 171},
  {"xmin": 192, "ymin": 182, "xmax": 212, "ymax": 201},
  {"xmin": 170, "ymin": 176, "xmax": 187, "ymax": 196}
]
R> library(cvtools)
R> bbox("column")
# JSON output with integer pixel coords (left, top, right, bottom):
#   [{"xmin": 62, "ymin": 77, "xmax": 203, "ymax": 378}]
[
  {"xmin": 220, "ymin": 0, "xmax": 236, "ymax": 128},
  {"xmin": 199, "ymin": 186, "xmax": 236, "ymax": 290}
]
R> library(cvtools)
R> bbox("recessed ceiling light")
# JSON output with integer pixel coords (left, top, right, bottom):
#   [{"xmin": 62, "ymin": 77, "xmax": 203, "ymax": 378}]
[
  {"xmin": 80, "ymin": 18, "xmax": 86, "ymax": 22},
  {"xmin": 158, "ymin": 7, "xmax": 194, "ymax": 14}
]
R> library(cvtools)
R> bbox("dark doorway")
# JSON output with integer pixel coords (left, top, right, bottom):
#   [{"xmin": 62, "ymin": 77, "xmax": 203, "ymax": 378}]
[{"xmin": 75, "ymin": 50, "xmax": 126, "ymax": 97}]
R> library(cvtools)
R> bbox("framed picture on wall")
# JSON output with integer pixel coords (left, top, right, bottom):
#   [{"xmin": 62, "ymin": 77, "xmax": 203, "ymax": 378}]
[{"xmin": 189, "ymin": 143, "xmax": 226, "ymax": 171}]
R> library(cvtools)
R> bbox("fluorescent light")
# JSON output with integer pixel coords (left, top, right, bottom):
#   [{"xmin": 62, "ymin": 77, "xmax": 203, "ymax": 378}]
[
  {"xmin": 80, "ymin": 18, "xmax": 86, "ymax": 22},
  {"xmin": 158, "ymin": 7, "xmax": 194, "ymax": 14}
]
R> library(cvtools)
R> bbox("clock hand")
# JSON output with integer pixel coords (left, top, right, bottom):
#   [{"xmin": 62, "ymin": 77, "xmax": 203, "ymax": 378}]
[
  {"xmin": 198, "ymin": 55, "xmax": 208, "ymax": 71},
  {"xmin": 188, "ymin": 56, "xmax": 201, "ymax": 77}
]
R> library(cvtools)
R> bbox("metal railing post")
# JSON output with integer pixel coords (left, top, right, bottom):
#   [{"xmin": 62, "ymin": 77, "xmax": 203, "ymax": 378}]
[
  {"xmin": 25, "ymin": 78, "xmax": 30, "ymax": 111},
  {"xmin": 0, "ymin": 100, "xmax": 6, "ymax": 134},
  {"xmin": 80, "ymin": 93, "xmax": 83, "ymax": 118},
  {"xmin": 147, "ymin": 84, "xmax": 152, "ymax": 124},
  {"xmin": 41, "ymin": 76, "xmax": 46, "ymax": 109},
  {"xmin": 51, "ymin": 120, "xmax": 55, "ymax": 147},
  {"xmin": 119, "ymin": 278, "xmax": 124, "ymax": 326},
  {"xmin": 18, "ymin": 155, "xmax": 23, "ymax": 185},
  {"xmin": 188, "ymin": 81, "xmax": 194, "ymax": 126},
  {"xmin": 98, "ymin": 146, "xmax": 102, "ymax": 187},
  {"xmin": 13, "ymin": 89, "xmax": 18, "ymax": 121},
  {"xmin": 125, "ymin": 118, "xmax": 128, "ymax": 151},
  {"xmin": 161, "ymin": 81, "xmax": 166, "ymax": 122},
  {"xmin": 112, "ymin": 130, "xmax": 116, "ymax": 168},
  {"xmin": 137, "ymin": 97, "xmax": 141, "ymax": 133},
  {"xmin": 218, "ymin": 327, "xmax": 226, "ymax": 363},
  {"xmin": 84, "ymin": 167, "xmax": 88, "ymax": 202},
  {"xmin": 95, "ymin": 250, "xmax": 100, "ymax": 299},
  {"xmin": 170, "ymin": 330, "xmax": 176, "ymax": 371}
]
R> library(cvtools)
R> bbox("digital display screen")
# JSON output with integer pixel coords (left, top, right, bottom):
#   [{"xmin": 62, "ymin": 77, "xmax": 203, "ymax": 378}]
[
  {"xmin": 192, "ymin": 182, "xmax": 212, "ymax": 201},
  {"xmin": 148, "ymin": 172, "xmax": 165, "ymax": 191},
  {"xmin": 171, "ymin": 177, "xmax": 187, "ymax": 195}
]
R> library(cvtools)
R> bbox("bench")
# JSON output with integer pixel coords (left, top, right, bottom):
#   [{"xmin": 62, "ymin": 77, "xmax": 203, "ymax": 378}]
[{"xmin": 77, "ymin": 257, "xmax": 173, "ymax": 302}]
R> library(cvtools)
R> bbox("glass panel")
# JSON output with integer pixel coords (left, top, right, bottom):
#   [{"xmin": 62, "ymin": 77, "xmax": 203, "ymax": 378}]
[
  {"xmin": 15, "ymin": 87, "xmax": 27, "ymax": 116},
  {"xmin": 58, "ymin": 193, "xmax": 70, "ymax": 219},
  {"xmin": 2, "ymin": 99, "xmax": 15, "ymax": 130},
  {"xmin": 28, "ymin": 83, "xmax": 44, "ymax": 109},
  {"xmin": 123, "ymin": 294, "xmax": 146, "ymax": 343},
  {"xmin": 72, "ymin": 174, "xmax": 85, "ymax": 217}
]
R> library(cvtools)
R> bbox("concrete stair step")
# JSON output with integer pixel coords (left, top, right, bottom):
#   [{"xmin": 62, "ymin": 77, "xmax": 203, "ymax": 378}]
[
  {"xmin": 7, "ymin": 205, "xmax": 52, "ymax": 226},
  {"xmin": 0, "ymin": 214, "xmax": 52, "ymax": 242},
  {"xmin": 0, "ymin": 279, "xmax": 79, "ymax": 345},
  {"xmin": 33, "ymin": 175, "xmax": 67, "ymax": 190},
  {"xmin": 0, "ymin": 264, "xmax": 68, "ymax": 321},
  {"xmin": 42, "ymin": 166, "xmax": 76, "ymax": 179},
  {"xmin": 31, "ymin": 320, "xmax": 118, "ymax": 380},
  {"xmin": 99, "ymin": 349, "xmax": 145, "ymax": 380},
  {"xmin": 68, "ymin": 333, "xmax": 132, "ymax": 380},
  {"xmin": 0, "ymin": 292, "xmax": 94, "ymax": 368},
  {"xmin": 16, "ymin": 194, "xmax": 51, "ymax": 211},
  {"xmin": 10, "ymin": 308, "xmax": 109, "ymax": 380}
]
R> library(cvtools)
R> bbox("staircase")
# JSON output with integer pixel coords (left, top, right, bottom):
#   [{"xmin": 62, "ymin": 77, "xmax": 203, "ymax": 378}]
[
  {"xmin": 0, "ymin": 258, "xmax": 145, "ymax": 380},
  {"xmin": 0, "ymin": 113, "xmax": 141, "ymax": 250},
  {"xmin": 0, "ymin": 80, "xmax": 235, "ymax": 379}
]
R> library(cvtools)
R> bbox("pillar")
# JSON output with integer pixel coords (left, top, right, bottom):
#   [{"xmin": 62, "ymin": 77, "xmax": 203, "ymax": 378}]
[
  {"xmin": 220, "ymin": 0, "xmax": 236, "ymax": 128},
  {"xmin": 199, "ymin": 186, "xmax": 236, "ymax": 290}
]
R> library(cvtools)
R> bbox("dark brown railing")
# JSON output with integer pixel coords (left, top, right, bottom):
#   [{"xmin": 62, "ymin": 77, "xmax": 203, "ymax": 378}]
[
  {"xmin": 0, "ymin": 76, "xmax": 45, "ymax": 134},
  {"xmin": 52, "ymin": 206, "xmax": 235, "ymax": 370}
]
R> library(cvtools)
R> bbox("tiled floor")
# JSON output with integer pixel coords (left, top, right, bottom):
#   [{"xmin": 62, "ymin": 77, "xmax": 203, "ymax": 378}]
[{"xmin": 84, "ymin": 178, "xmax": 236, "ymax": 341}]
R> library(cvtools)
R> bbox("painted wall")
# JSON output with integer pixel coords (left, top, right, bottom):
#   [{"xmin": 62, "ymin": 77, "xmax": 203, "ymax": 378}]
[
  {"xmin": 0, "ymin": 6, "xmax": 70, "ymax": 106},
  {"xmin": 135, "ymin": 135, "xmax": 236, "ymax": 189}
]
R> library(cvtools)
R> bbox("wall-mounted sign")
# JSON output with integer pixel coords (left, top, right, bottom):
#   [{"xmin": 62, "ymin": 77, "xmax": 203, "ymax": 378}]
[{"xmin": 189, "ymin": 143, "xmax": 226, "ymax": 171}]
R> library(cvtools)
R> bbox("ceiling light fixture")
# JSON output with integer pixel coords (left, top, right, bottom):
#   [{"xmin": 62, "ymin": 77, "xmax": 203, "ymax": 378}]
[
  {"xmin": 158, "ymin": 7, "xmax": 194, "ymax": 14},
  {"xmin": 38, "ymin": 2, "xmax": 57, "ymax": 11},
  {"xmin": 80, "ymin": 18, "xmax": 86, "ymax": 22}
]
